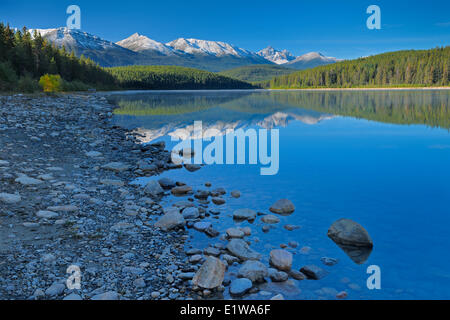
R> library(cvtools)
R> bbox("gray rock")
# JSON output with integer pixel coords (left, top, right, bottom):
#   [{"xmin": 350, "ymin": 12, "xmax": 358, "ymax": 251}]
[
  {"xmin": 271, "ymin": 293, "xmax": 285, "ymax": 300},
  {"xmin": 63, "ymin": 293, "xmax": 82, "ymax": 300},
  {"xmin": 158, "ymin": 177, "xmax": 176, "ymax": 189},
  {"xmin": 101, "ymin": 162, "xmax": 130, "ymax": 172},
  {"xmin": 226, "ymin": 239, "xmax": 261, "ymax": 261},
  {"xmin": 269, "ymin": 249, "xmax": 293, "ymax": 271},
  {"xmin": 154, "ymin": 208, "xmax": 185, "ymax": 231},
  {"xmin": 261, "ymin": 214, "xmax": 280, "ymax": 224},
  {"xmin": 182, "ymin": 207, "xmax": 200, "ymax": 219},
  {"xmin": 193, "ymin": 221, "xmax": 212, "ymax": 232},
  {"xmin": 269, "ymin": 199, "xmax": 295, "ymax": 215},
  {"xmin": 184, "ymin": 164, "xmax": 201, "ymax": 172},
  {"xmin": 238, "ymin": 260, "xmax": 268, "ymax": 283},
  {"xmin": 231, "ymin": 190, "xmax": 241, "ymax": 198},
  {"xmin": 233, "ymin": 208, "xmax": 257, "ymax": 221},
  {"xmin": 300, "ymin": 265, "xmax": 329, "ymax": 280},
  {"xmin": 171, "ymin": 185, "xmax": 192, "ymax": 195},
  {"xmin": 91, "ymin": 291, "xmax": 120, "ymax": 300},
  {"xmin": 15, "ymin": 175, "xmax": 44, "ymax": 186},
  {"xmin": 0, "ymin": 192, "xmax": 21, "ymax": 204},
  {"xmin": 45, "ymin": 283, "xmax": 65, "ymax": 296},
  {"xmin": 192, "ymin": 257, "xmax": 226, "ymax": 289},
  {"xmin": 211, "ymin": 197, "xmax": 225, "ymax": 205},
  {"xmin": 327, "ymin": 218, "xmax": 373, "ymax": 247},
  {"xmin": 268, "ymin": 268, "xmax": 289, "ymax": 282},
  {"xmin": 289, "ymin": 270, "xmax": 306, "ymax": 280},
  {"xmin": 229, "ymin": 278, "xmax": 252, "ymax": 296},
  {"xmin": 226, "ymin": 227, "xmax": 245, "ymax": 239},
  {"xmin": 36, "ymin": 210, "xmax": 58, "ymax": 219},
  {"xmin": 144, "ymin": 180, "xmax": 164, "ymax": 197},
  {"xmin": 321, "ymin": 257, "xmax": 339, "ymax": 266}
]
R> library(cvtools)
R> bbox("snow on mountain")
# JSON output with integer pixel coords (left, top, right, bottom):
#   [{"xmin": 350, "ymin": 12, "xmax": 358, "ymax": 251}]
[
  {"xmin": 257, "ymin": 46, "xmax": 296, "ymax": 64},
  {"xmin": 116, "ymin": 33, "xmax": 174, "ymax": 55},
  {"xmin": 29, "ymin": 27, "xmax": 341, "ymax": 70},
  {"xmin": 30, "ymin": 27, "xmax": 137, "ymax": 67},
  {"xmin": 285, "ymin": 52, "xmax": 342, "ymax": 69},
  {"xmin": 166, "ymin": 38, "xmax": 257, "ymax": 58},
  {"xmin": 31, "ymin": 27, "xmax": 124, "ymax": 51}
]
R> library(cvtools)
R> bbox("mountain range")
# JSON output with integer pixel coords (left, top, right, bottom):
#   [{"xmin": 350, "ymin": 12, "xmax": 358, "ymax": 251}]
[{"xmin": 31, "ymin": 27, "xmax": 341, "ymax": 72}]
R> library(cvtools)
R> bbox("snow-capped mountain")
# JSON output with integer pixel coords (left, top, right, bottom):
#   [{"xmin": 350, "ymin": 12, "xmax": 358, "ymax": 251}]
[
  {"xmin": 116, "ymin": 33, "xmax": 174, "ymax": 55},
  {"xmin": 30, "ymin": 27, "xmax": 341, "ymax": 71},
  {"xmin": 285, "ymin": 52, "xmax": 342, "ymax": 69},
  {"xmin": 257, "ymin": 46, "xmax": 296, "ymax": 64},
  {"xmin": 166, "ymin": 38, "xmax": 257, "ymax": 58},
  {"xmin": 31, "ymin": 27, "xmax": 138, "ymax": 67}
]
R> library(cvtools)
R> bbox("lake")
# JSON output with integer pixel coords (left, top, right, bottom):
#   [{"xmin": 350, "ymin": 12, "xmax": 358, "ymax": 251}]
[{"xmin": 107, "ymin": 89, "xmax": 450, "ymax": 300}]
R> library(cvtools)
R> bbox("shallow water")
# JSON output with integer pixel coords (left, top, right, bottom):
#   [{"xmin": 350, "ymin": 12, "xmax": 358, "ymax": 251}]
[{"xmin": 108, "ymin": 90, "xmax": 450, "ymax": 300}]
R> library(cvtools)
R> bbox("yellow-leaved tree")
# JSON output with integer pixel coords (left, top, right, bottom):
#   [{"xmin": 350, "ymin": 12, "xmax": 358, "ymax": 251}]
[{"xmin": 39, "ymin": 74, "xmax": 62, "ymax": 92}]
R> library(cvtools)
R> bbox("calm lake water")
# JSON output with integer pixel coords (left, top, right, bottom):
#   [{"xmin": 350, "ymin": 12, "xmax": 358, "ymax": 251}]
[{"xmin": 107, "ymin": 90, "xmax": 450, "ymax": 300}]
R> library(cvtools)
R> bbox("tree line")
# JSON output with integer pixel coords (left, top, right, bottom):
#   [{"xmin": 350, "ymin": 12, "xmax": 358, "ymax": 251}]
[
  {"xmin": 0, "ymin": 23, "xmax": 117, "ymax": 92},
  {"xmin": 263, "ymin": 47, "xmax": 450, "ymax": 88},
  {"xmin": 106, "ymin": 65, "xmax": 255, "ymax": 90}
]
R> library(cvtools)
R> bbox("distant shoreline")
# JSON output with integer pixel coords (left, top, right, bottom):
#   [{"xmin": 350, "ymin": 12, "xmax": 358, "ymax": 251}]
[{"xmin": 267, "ymin": 87, "xmax": 450, "ymax": 91}]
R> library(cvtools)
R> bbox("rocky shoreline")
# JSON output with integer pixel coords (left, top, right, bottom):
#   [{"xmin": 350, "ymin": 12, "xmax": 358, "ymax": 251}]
[
  {"xmin": 0, "ymin": 93, "xmax": 372, "ymax": 300},
  {"xmin": 0, "ymin": 93, "xmax": 191, "ymax": 300}
]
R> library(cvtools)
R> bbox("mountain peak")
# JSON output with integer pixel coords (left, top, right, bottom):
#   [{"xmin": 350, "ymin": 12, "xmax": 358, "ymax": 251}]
[
  {"xmin": 166, "ymin": 38, "xmax": 258, "ymax": 58},
  {"xmin": 257, "ymin": 46, "xmax": 295, "ymax": 64},
  {"xmin": 117, "ymin": 33, "xmax": 174, "ymax": 55}
]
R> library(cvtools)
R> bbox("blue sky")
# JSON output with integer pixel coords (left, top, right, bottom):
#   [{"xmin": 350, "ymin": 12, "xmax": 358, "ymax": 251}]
[{"xmin": 1, "ymin": 0, "xmax": 449, "ymax": 59}]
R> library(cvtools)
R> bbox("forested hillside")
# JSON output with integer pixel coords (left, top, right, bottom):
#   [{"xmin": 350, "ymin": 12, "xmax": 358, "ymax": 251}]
[
  {"xmin": 106, "ymin": 65, "xmax": 255, "ymax": 90},
  {"xmin": 0, "ymin": 24, "xmax": 117, "ymax": 92},
  {"xmin": 218, "ymin": 64, "xmax": 295, "ymax": 82},
  {"xmin": 263, "ymin": 47, "xmax": 450, "ymax": 88}
]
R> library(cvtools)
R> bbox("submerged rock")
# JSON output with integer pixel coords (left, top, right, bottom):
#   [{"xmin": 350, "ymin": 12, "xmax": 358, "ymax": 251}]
[
  {"xmin": 182, "ymin": 207, "xmax": 200, "ymax": 219},
  {"xmin": 171, "ymin": 185, "xmax": 192, "ymax": 195},
  {"xmin": 226, "ymin": 239, "xmax": 261, "ymax": 261},
  {"xmin": 238, "ymin": 260, "xmax": 268, "ymax": 283},
  {"xmin": 269, "ymin": 249, "xmax": 293, "ymax": 271},
  {"xmin": 192, "ymin": 257, "xmax": 226, "ymax": 289},
  {"xmin": 327, "ymin": 218, "xmax": 373, "ymax": 247},
  {"xmin": 184, "ymin": 164, "xmax": 201, "ymax": 172},
  {"xmin": 261, "ymin": 214, "xmax": 280, "ymax": 224},
  {"xmin": 268, "ymin": 268, "xmax": 289, "ymax": 282},
  {"xmin": 229, "ymin": 278, "xmax": 252, "ymax": 296},
  {"xmin": 300, "ymin": 265, "xmax": 329, "ymax": 280},
  {"xmin": 233, "ymin": 208, "xmax": 257, "ymax": 221},
  {"xmin": 158, "ymin": 177, "xmax": 176, "ymax": 189},
  {"xmin": 269, "ymin": 199, "xmax": 295, "ymax": 215}
]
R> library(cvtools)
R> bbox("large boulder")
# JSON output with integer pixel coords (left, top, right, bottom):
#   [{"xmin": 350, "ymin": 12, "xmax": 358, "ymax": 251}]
[
  {"xmin": 269, "ymin": 249, "xmax": 293, "ymax": 271},
  {"xmin": 327, "ymin": 218, "xmax": 373, "ymax": 247},
  {"xmin": 226, "ymin": 239, "xmax": 261, "ymax": 261},
  {"xmin": 154, "ymin": 208, "xmax": 185, "ymax": 231},
  {"xmin": 269, "ymin": 199, "xmax": 295, "ymax": 215},
  {"xmin": 192, "ymin": 257, "xmax": 226, "ymax": 289},
  {"xmin": 238, "ymin": 260, "xmax": 268, "ymax": 283}
]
